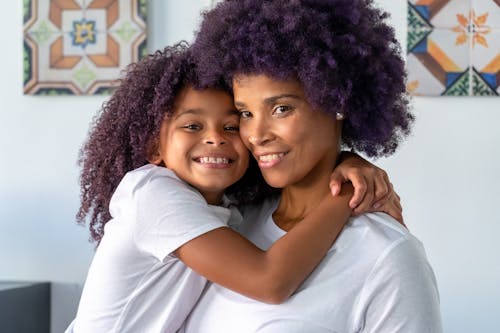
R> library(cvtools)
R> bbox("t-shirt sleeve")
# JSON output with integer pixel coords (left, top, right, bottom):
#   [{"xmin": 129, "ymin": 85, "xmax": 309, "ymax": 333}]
[
  {"xmin": 132, "ymin": 171, "xmax": 228, "ymax": 262},
  {"xmin": 354, "ymin": 236, "xmax": 443, "ymax": 333}
]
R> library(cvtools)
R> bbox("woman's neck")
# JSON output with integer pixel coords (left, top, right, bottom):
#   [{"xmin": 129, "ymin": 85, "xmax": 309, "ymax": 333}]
[{"xmin": 273, "ymin": 162, "xmax": 334, "ymax": 231}]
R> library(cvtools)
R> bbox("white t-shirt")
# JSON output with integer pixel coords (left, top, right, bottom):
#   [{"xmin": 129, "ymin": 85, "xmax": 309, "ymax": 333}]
[
  {"xmin": 68, "ymin": 164, "xmax": 242, "ymax": 333},
  {"xmin": 182, "ymin": 197, "xmax": 442, "ymax": 333}
]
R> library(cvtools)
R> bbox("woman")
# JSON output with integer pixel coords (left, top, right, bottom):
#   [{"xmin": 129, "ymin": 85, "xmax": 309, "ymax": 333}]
[{"xmin": 181, "ymin": 0, "xmax": 442, "ymax": 331}]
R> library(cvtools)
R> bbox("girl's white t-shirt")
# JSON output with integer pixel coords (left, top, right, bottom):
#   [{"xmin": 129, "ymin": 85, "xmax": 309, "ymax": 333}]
[{"xmin": 69, "ymin": 164, "xmax": 242, "ymax": 333}]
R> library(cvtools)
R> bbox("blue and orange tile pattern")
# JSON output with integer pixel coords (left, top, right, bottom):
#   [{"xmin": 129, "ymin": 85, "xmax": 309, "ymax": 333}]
[
  {"xmin": 407, "ymin": 0, "xmax": 499, "ymax": 96},
  {"xmin": 23, "ymin": 0, "xmax": 147, "ymax": 95}
]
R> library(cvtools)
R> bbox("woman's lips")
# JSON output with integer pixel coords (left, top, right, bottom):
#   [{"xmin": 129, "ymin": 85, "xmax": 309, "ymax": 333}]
[{"xmin": 255, "ymin": 152, "xmax": 287, "ymax": 169}]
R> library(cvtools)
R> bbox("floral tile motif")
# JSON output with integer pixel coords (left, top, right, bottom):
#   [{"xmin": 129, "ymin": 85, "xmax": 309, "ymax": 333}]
[
  {"xmin": 407, "ymin": 0, "xmax": 499, "ymax": 96},
  {"xmin": 23, "ymin": 0, "xmax": 147, "ymax": 95},
  {"xmin": 471, "ymin": 29, "xmax": 500, "ymax": 95}
]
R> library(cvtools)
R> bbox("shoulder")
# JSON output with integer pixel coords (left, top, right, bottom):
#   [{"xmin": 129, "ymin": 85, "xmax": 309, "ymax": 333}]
[
  {"xmin": 339, "ymin": 212, "xmax": 434, "ymax": 285},
  {"xmin": 349, "ymin": 212, "xmax": 439, "ymax": 297},
  {"xmin": 345, "ymin": 214, "xmax": 442, "ymax": 331},
  {"xmin": 123, "ymin": 164, "xmax": 189, "ymax": 191},
  {"xmin": 110, "ymin": 164, "xmax": 206, "ymax": 218},
  {"xmin": 345, "ymin": 212, "xmax": 417, "ymax": 253},
  {"xmin": 119, "ymin": 164, "xmax": 203, "ymax": 201}
]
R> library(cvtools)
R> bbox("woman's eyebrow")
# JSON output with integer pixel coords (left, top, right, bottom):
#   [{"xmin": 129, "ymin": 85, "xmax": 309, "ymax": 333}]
[
  {"xmin": 234, "ymin": 94, "xmax": 301, "ymax": 108},
  {"xmin": 234, "ymin": 101, "xmax": 246, "ymax": 108},
  {"xmin": 263, "ymin": 94, "xmax": 301, "ymax": 105}
]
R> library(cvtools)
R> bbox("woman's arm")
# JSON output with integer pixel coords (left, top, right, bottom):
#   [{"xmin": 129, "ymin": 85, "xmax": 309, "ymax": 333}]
[{"xmin": 175, "ymin": 185, "xmax": 353, "ymax": 304}]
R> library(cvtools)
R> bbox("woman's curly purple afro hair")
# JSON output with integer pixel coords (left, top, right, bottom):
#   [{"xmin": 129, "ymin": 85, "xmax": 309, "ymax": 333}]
[
  {"xmin": 77, "ymin": 42, "xmax": 268, "ymax": 244},
  {"xmin": 193, "ymin": 0, "xmax": 413, "ymax": 157}
]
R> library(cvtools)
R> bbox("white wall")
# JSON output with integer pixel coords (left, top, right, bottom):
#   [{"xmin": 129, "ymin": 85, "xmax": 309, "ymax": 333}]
[
  {"xmin": 0, "ymin": 1, "xmax": 498, "ymax": 332},
  {"xmin": 377, "ymin": 1, "xmax": 500, "ymax": 332}
]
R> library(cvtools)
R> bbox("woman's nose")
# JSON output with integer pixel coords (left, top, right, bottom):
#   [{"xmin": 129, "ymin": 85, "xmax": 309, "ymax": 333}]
[{"xmin": 243, "ymin": 119, "xmax": 272, "ymax": 146}]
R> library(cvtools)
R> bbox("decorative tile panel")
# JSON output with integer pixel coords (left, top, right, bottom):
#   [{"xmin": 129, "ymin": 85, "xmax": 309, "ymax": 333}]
[
  {"xmin": 407, "ymin": 0, "xmax": 499, "ymax": 96},
  {"xmin": 23, "ymin": 0, "xmax": 147, "ymax": 95}
]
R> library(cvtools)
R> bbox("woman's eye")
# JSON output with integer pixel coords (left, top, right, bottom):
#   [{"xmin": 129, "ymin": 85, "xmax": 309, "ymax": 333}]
[
  {"xmin": 239, "ymin": 111, "xmax": 252, "ymax": 119},
  {"xmin": 273, "ymin": 105, "xmax": 292, "ymax": 115}
]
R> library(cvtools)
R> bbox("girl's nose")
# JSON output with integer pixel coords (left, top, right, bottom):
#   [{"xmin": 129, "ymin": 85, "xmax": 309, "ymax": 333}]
[{"xmin": 204, "ymin": 131, "xmax": 226, "ymax": 146}]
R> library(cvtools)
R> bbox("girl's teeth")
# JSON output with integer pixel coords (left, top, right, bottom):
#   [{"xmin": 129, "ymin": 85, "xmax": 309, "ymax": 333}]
[
  {"xmin": 199, "ymin": 157, "xmax": 229, "ymax": 164},
  {"xmin": 259, "ymin": 153, "xmax": 284, "ymax": 162}
]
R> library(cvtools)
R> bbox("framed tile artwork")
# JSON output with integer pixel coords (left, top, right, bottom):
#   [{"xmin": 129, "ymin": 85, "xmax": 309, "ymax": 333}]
[
  {"xmin": 23, "ymin": 0, "xmax": 147, "ymax": 95},
  {"xmin": 407, "ymin": 0, "xmax": 499, "ymax": 96}
]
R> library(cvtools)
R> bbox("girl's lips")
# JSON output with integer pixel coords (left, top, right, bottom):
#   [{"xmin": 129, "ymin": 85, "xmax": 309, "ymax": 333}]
[
  {"xmin": 193, "ymin": 155, "xmax": 235, "ymax": 169},
  {"xmin": 197, "ymin": 156, "xmax": 231, "ymax": 164}
]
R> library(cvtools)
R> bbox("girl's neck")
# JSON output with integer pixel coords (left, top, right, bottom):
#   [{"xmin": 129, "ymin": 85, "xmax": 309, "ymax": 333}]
[{"xmin": 200, "ymin": 190, "xmax": 225, "ymax": 206}]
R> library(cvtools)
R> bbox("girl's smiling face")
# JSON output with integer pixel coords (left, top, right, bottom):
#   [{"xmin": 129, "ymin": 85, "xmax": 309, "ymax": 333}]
[
  {"xmin": 151, "ymin": 86, "xmax": 249, "ymax": 204},
  {"xmin": 234, "ymin": 74, "xmax": 342, "ymax": 190}
]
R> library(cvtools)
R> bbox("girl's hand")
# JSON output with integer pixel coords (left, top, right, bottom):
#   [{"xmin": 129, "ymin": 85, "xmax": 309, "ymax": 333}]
[
  {"xmin": 329, "ymin": 152, "xmax": 403, "ymax": 222},
  {"xmin": 370, "ymin": 189, "xmax": 405, "ymax": 226}
]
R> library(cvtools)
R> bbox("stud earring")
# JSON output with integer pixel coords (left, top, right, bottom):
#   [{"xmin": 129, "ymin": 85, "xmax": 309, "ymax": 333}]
[{"xmin": 336, "ymin": 112, "xmax": 345, "ymax": 120}]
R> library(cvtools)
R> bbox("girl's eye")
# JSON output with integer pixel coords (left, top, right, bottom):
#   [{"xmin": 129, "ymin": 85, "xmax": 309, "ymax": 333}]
[
  {"xmin": 182, "ymin": 124, "xmax": 201, "ymax": 131},
  {"xmin": 273, "ymin": 105, "xmax": 292, "ymax": 115},
  {"xmin": 239, "ymin": 111, "xmax": 252, "ymax": 119},
  {"xmin": 224, "ymin": 125, "xmax": 239, "ymax": 132}
]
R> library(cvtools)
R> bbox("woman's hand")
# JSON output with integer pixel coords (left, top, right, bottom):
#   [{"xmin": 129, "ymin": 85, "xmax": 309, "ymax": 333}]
[{"xmin": 329, "ymin": 151, "xmax": 404, "ymax": 224}]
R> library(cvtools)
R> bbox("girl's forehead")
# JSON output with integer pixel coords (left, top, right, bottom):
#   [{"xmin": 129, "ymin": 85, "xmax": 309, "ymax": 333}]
[{"xmin": 169, "ymin": 86, "xmax": 237, "ymax": 119}]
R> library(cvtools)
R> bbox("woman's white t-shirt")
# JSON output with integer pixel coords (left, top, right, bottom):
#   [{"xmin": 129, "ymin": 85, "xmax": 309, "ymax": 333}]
[{"xmin": 181, "ymin": 198, "xmax": 442, "ymax": 333}]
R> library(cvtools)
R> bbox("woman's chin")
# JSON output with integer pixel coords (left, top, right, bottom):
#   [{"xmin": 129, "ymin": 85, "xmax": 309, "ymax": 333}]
[{"xmin": 261, "ymin": 174, "xmax": 290, "ymax": 189}]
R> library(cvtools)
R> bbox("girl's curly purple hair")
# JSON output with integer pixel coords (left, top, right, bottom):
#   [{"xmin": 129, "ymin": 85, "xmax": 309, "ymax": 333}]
[
  {"xmin": 77, "ymin": 43, "xmax": 268, "ymax": 244},
  {"xmin": 193, "ymin": 0, "xmax": 413, "ymax": 157}
]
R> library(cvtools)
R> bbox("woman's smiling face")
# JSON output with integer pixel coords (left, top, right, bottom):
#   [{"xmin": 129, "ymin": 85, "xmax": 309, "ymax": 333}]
[{"xmin": 234, "ymin": 74, "xmax": 342, "ymax": 189}]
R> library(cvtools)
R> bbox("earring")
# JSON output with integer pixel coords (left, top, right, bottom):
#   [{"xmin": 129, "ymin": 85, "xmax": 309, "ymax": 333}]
[{"xmin": 336, "ymin": 112, "xmax": 345, "ymax": 120}]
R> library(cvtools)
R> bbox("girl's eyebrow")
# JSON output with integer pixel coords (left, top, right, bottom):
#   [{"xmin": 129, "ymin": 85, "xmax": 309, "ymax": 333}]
[
  {"xmin": 234, "ymin": 94, "xmax": 301, "ymax": 108},
  {"xmin": 175, "ymin": 108, "xmax": 203, "ymax": 119},
  {"xmin": 175, "ymin": 108, "xmax": 239, "ymax": 120}
]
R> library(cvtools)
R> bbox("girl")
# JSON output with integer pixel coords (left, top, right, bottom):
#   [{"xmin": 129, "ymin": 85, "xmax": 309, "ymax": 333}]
[{"xmin": 68, "ymin": 43, "xmax": 399, "ymax": 332}]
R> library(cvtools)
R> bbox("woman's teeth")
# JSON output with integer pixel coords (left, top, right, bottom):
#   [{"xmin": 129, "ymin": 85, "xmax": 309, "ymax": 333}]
[{"xmin": 258, "ymin": 153, "xmax": 284, "ymax": 162}]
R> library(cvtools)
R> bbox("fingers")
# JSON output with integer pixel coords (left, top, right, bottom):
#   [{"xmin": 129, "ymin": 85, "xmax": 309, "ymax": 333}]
[
  {"xmin": 378, "ymin": 192, "xmax": 405, "ymax": 227},
  {"xmin": 344, "ymin": 169, "xmax": 367, "ymax": 209},
  {"xmin": 372, "ymin": 186, "xmax": 392, "ymax": 210},
  {"xmin": 329, "ymin": 170, "xmax": 346, "ymax": 196},
  {"xmin": 393, "ymin": 191, "xmax": 402, "ymax": 212},
  {"xmin": 330, "ymin": 154, "xmax": 393, "ymax": 214},
  {"xmin": 385, "ymin": 205, "xmax": 405, "ymax": 227},
  {"xmin": 351, "ymin": 174, "xmax": 374, "ymax": 213},
  {"xmin": 372, "ymin": 170, "xmax": 390, "ymax": 209}
]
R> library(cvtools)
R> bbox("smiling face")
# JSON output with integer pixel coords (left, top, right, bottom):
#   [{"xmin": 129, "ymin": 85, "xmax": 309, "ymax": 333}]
[
  {"xmin": 151, "ymin": 86, "xmax": 249, "ymax": 204},
  {"xmin": 234, "ymin": 74, "xmax": 341, "ymax": 190}
]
